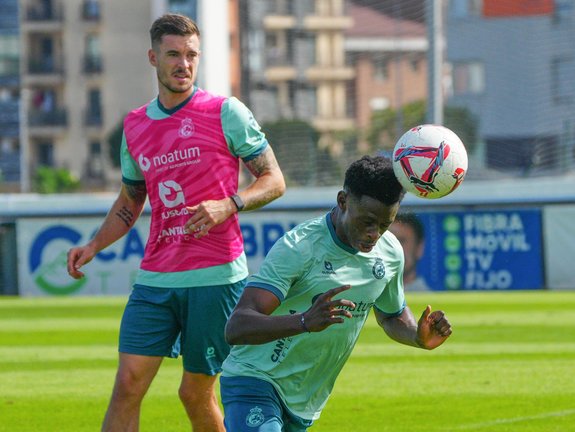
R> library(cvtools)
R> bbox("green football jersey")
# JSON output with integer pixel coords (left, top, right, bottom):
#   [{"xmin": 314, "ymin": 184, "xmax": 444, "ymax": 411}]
[{"xmin": 221, "ymin": 212, "xmax": 406, "ymax": 420}]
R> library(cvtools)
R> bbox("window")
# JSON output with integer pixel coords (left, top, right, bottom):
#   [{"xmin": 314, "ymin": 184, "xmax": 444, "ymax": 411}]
[
  {"xmin": 452, "ymin": 61, "xmax": 485, "ymax": 95},
  {"xmin": 84, "ymin": 34, "xmax": 102, "ymax": 73},
  {"xmin": 449, "ymin": 0, "xmax": 483, "ymax": 18},
  {"xmin": 554, "ymin": 0, "xmax": 573, "ymax": 24},
  {"xmin": 373, "ymin": 57, "xmax": 389, "ymax": 82},
  {"xmin": 86, "ymin": 88, "xmax": 102, "ymax": 125},
  {"xmin": 38, "ymin": 142, "xmax": 54, "ymax": 166},
  {"xmin": 0, "ymin": 35, "xmax": 19, "ymax": 77},
  {"xmin": 552, "ymin": 57, "xmax": 575, "ymax": 103},
  {"xmin": 169, "ymin": 0, "xmax": 198, "ymax": 21}
]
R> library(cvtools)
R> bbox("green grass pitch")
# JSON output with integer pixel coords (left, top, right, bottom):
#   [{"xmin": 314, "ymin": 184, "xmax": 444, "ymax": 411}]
[{"xmin": 0, "ymin": 291, "xmax": 574, "ymax": 431}]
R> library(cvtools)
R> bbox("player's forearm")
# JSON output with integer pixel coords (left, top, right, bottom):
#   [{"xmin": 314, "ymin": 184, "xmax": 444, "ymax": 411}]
[
  {"xmin": 239, "ymin": 147, "xmax": 286, "ymax": 212},
  {"xmin": 225, "ymin": 309, "xmax": 305, "ymax": 345},
  {"xmin": 88, "ymin": 187, "xmax": 146, "ymax": 253},
  {"xmin": 376, "ymin": 306, "xmax": 422, "ymax": 349},
  {"xmin": 237, "ymin": 170, "xmax": 285, "ymax": 212}
]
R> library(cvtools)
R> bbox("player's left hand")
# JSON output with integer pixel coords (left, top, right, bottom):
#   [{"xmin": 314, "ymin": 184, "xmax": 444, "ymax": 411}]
[
  {"xmin": 185, "ymin": 198, "xmax": 235, "ymax": 239},
  {"xmin": 416, "ymin": 305, "xmax": 452, "ymax": 350}
]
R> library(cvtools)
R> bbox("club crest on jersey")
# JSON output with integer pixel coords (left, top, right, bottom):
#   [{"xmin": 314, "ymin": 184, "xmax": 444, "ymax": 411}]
[
  {"xmin": 372, "ymin": 258, "xmax": 385, "ymax": 279},
  {"xmin": 179, "ymin": 118, "xmax": 195, "ymax": 138},
  {"xmin": 246, "ymin": 406, "xmax": 265, "ymax": 427}
]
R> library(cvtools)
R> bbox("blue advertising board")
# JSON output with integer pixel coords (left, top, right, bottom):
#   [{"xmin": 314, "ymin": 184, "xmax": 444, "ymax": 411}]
[{"xmin": 412, "ymin": 209, "xmax": 544, "ymax": 290}]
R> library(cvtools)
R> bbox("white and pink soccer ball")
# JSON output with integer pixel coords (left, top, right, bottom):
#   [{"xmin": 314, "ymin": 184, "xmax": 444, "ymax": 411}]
[{"xmin": 392, "ymin": 124, "xmax": 468, "ymax": 199}]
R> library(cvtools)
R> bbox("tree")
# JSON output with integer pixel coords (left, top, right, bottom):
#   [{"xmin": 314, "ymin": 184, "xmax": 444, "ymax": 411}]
[
  {"xmin": 107, "ymin": 119, "xmax": 124, "ymax": 168},
  {"xmin": 367, "ymin": 101, "xmax": 478, "ymax": 154},
  {"xmin": 262, "ymin": 119, "xmax": 335, "ymax": 186},
  {"xmin": 34, "ymin": 166, "xmax": 80, "ymax": 194}
]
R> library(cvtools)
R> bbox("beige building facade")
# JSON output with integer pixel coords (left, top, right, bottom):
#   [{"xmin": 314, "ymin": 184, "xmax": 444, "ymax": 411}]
[{"xmin": 19, "ymin": 0, "xmax": 160, "ymax": 191}]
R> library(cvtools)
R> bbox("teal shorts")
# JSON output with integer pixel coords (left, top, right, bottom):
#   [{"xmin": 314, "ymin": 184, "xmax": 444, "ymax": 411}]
[
  {"xmin": 119, "ymin": 280, "xmax": 245, "ymax": 375},
  {"xmin": 221, "ymin": 376, "xmax": 313, "ymax": 431}
]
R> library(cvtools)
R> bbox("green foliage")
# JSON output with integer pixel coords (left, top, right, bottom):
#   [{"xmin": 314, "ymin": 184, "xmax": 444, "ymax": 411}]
[
  {"xmin": 367, "ymin": 100, "xmax": 426, "ymax": 151},
  {"xmin": 34, "ymin": 166, "xmax": 80, "ymax": 194},
  {"xmin": 444, "ymin": 105, "xmax": 478, "ymax": 154},
  {"xmin": 367, "ymin": 101, "xmax": 478, "ymax": 154},
  {"xmin": 107, "ymin": 119, "xmax": 124, "ymax": 168},
  {"xmin": 262, "ymin": 119, "xmax": 339, "ymax": 186}
]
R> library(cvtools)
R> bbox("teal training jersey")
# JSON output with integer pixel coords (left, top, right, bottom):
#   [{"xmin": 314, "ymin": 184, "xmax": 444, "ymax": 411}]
[{"xmin": 221, "ymin": 212, "xmax": 406, "ymax": 420}]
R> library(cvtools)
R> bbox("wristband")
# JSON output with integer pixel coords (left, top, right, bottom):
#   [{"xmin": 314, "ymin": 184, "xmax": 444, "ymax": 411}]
[
  {"xmin": 300, "ymin": 313, "xmax": 310, "ymax": 333},
  {"xmin": 230, "ymin": 194, "xmax": 245, "ymax": 212}
]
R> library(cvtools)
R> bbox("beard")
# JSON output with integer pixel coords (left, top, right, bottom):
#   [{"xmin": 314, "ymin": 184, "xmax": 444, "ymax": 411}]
[{"xmin": 158, "ymin": 70, "xmax": 194, "ymax": 94}]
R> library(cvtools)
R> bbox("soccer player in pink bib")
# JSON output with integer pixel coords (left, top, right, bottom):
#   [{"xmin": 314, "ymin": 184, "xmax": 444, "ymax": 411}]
[{"xmin": 67, "ymin": 13, "xmax": 285, "ymax": 431}]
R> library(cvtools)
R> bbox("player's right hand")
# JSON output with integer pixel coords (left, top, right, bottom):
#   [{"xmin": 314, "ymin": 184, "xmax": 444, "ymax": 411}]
[
  {"xmin": 66, "ymin": 246, "xmax": 95, "ymax": 279},
  {"xmin": 302, "ymin": 285, "xmax": 355, "ymax": 332}
]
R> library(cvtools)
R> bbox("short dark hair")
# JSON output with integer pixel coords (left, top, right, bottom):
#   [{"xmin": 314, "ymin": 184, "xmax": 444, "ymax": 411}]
[
  {"xmin": 149, "ymin": 13, "xmax": 200, "ymax": 47},
  {"xmin": 343, "ymin": 155, "xmax": 405, "ymax": 205},
  {"xmin": 394, "ymin": 212, "xmax": 425, "ymax": 243}
]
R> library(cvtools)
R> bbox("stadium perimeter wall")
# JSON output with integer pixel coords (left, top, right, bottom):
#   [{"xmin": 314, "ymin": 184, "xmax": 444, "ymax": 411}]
[{"xmin": 1, "ymin": 177, "xmax": 574, "ymax": 296}]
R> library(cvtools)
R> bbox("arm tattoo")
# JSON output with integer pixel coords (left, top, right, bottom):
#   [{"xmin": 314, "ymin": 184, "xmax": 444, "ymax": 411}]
[
  {"xmin": 245, "ymin": 147, "xmax": 279, "ymax": 178},
  {"xmin": 116, "ymin": 206, "xmax": 134, "ymax": 228},
  {"xmin": 125, "ymin": 183, "xmax": 147, "ymax": 203}
]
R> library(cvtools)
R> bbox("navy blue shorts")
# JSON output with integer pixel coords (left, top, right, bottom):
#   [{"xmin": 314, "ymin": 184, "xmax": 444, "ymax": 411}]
[
  {"xmin": 221, "ymin": 376, "xmax": 313, "ymax": 432},
  {"xmin": 118, "ymin": 281, "xmax": 245, "ymax": 375}
]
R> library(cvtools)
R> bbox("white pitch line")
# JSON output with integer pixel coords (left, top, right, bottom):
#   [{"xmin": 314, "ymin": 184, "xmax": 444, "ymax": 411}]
[{"xmin": 456, "ymin": 409, "xmax": 575, "ymax": 430}]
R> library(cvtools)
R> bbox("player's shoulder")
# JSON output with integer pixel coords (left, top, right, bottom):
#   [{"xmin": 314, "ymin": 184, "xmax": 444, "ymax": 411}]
[
  {"xmin": 379, "ymin": 230, "xmax": 404, "ymax": 260},
  {"xmin": 126, "ymin": 100, "xmax": 152, "ymax": 119},
  {"xmin": 280, "ymin": 216, "xmax": 326, "ymax": 254},
  {"xmin": 192, "ymin": 87, "xmax": 228, "ymax": 107}
]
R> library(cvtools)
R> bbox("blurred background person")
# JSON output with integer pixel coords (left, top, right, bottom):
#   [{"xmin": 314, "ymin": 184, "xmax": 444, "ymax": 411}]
[{"xmin": 389, "ymin": 212, "xmax": 431, "ymax": 291}]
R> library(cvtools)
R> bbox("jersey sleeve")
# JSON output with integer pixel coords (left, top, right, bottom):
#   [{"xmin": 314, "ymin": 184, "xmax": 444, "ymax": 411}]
[
  {"xmin": 247, "ymin": 232, "xmax": 307, "ymax": 302},
  {"xmin": 374, "ymin": 271, "xmax": 406, "ymax": 317},
  {"xmin": 374, "ymin": 235, "xmax": 406, "ymax": 317},
  {"xmin": 221, "ymin": 97, "xmax": 269, "ymax": 161},
  {"xmin": 120, "ymin": 131, "xmax": 145, "ymax": 184}
]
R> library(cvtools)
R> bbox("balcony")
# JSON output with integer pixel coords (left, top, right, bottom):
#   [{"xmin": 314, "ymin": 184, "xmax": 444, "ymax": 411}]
[
  {"xmin": 0, "ymin": 101, "xmax": 20, "ymax": 138},
  {"xmin": 0, "ymin": 152, "xmax": 21, "ymax": 182},
  {"xmin": 83, "ymin": 55, "xmax": 103, "ymax": 74},
  {"xmin": 27, "ymin": 58, "xmax": 64, "ymax": 75},
  {"xmin": 263, "ymin": 15, "xmax": 297, "ymax": 30},
  {"xmin": 25, "ymin": 3, "xmax": 64, "ymax": 22},
  {"xmin": 0, "ymin": 68, "xmax": 20, "ymax": 87},
  {"xmin": 84, "ymin": 109, "xmax": 102, "ymax": 127},
  {"xmin": 264, "ymin": 66, "xmax": 297, "ymax": 82},
  {"xmin": 24, "ymin": 58, "xmax": 65, "ymax": 85},
  {"xmin": 312, "ymin": 117, "xmax": 355, "ymax": 132},
  {"xmin": 22, "ymin": 3, "xmax": 63, "ymax": 32},
  {"xmin": 81, "ymin": 0, "xmax": 100, "ymax": 21},
  {"xmin": 305, "ymin": 66, "xmax": 354, "ymax": 81},
  {"xmin": 303, "ymin": 15, "xmax": 353, "ymax": 31},
  {"xmin": 29, "ymin": 108, "xmax": 67, "ymax": 126}
]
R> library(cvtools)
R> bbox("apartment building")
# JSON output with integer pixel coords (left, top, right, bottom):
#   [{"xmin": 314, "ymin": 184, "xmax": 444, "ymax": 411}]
[
  {"xmin": 345, "ymin": 1, "xmax": 428, "ymax": 130},
  {"xmin": 0, "ymin": 0, "xmax": 20, "ymax": 187},
  {"xmin": 446, "ymin": 0, "xmax": 575, "ymax": 174},
  {"xmin": 239, "ymin": 0, "xmax": 355, "ymax": 150},
  {"xmin": 2, "ymin": 0, "xmax": 238, "ymax": 192}
]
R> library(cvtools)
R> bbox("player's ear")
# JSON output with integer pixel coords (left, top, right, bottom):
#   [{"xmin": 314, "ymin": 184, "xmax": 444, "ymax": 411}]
[
  {"xmin": 336, "ymin": 190, "xmax": 347, "ymax": 210},
  {"xmin": 148, "ymin": 48, "xmax": 157, "ymax": 67}
]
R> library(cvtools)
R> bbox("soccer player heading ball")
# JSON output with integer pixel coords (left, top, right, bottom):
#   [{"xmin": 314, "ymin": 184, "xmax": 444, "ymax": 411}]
[{"xmin": 221, "ymin": 155, "xmax": 452, "ymax": 431}]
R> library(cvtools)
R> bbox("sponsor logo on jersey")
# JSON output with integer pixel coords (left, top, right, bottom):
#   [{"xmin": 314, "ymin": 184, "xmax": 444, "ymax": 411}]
[
  {"xmin": 158, "ymin": 180, "xmax": 185, "ymax": 208},
  {"xmin": 138, "ymin": 154, "xmax": 151, "ymax": 172},
  {"xmin": 322, "ymin": 260, "xmax": 336, "ymax": 275},
  {"xmin": 139, "ymin": 147, "xmax": 201, "ymax": 173}
]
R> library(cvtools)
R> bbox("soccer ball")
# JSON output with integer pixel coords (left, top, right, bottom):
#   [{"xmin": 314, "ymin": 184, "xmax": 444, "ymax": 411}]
[{"xmin": 392, "ymin": 124, "xmax": 468, "ymax": 199}]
